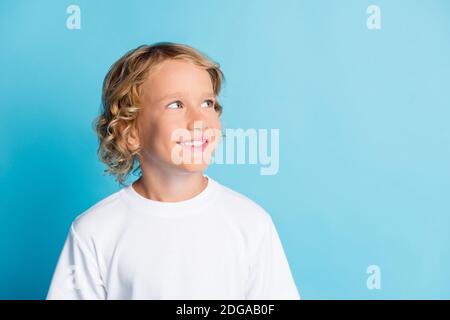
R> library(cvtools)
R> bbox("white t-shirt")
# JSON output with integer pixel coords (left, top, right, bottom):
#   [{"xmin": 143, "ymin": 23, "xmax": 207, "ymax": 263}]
[{"xmin": 46, "ymin": 175, "xmax": 300, "ymax": 300}]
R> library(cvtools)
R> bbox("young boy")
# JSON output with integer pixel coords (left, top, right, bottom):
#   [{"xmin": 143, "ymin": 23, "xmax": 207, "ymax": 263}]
[{"xmin": 46, "ymin": 42, "xmax": 300, "ymax": 300}]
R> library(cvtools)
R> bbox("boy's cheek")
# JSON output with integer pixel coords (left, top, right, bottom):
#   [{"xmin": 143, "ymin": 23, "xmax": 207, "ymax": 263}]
[{"xmin": 207, "ymin": 126, "xmax": 222, "ymax": 143}]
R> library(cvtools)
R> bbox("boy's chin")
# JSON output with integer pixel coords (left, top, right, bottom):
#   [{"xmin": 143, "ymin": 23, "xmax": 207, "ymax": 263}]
[
  {"xmin": 169, "ymin": 151, "xmax": 214, "ymax": 173},
  {"xmin": 174, "ymin": 162, "xmax": 210, "ymax": 173}
]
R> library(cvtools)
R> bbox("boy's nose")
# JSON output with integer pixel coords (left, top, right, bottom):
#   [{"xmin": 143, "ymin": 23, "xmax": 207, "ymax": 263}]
[
  {"xmin": 187, "ymin": 120, "xmax": 208, "ymax": 133},
  {"xmin": 186, "ymin": 106, "xmax": 207, "ymax": 130}
]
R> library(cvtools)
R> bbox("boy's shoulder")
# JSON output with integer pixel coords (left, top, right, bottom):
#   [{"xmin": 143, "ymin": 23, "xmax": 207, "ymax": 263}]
[
  {"xmin": 70, "ymin": 188, "xmax": 126, "ymax": 240},
  {"xmin": 214, "ymin": 180, "xmax": 273, "ymax": 227},
  {"xmin": 214, "ymin": 180, "xmax": 277, "ymax": 251}
]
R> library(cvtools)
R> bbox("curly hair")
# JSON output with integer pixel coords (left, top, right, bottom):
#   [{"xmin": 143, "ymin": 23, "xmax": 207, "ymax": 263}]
[{"xmin": 92, "ymin": 42, "xmax": 225, "ymax": 186}]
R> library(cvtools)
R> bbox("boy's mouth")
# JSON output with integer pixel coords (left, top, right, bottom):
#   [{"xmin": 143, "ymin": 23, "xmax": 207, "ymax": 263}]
[{"xmin": 176, "ymin": 138, "xmax": 209, "ymax": 151}]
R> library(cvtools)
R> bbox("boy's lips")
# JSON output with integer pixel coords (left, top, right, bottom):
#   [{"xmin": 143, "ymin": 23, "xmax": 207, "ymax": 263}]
[{"xmin": 176, "ymin": 137, "xmax": 209, "ymax": 151}]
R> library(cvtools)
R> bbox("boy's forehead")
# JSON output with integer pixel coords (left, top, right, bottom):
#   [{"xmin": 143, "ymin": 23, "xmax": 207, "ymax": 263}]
[
  {"xmin": 153, "ymin": 90, "xmax": 215, "ymax": 103},
  {"xmin": 141, "ymin": 59, "xmax": 214, "ymax": 102}
]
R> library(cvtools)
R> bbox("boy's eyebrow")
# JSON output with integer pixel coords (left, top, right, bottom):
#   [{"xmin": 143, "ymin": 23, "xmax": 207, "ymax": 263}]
[{"xmin": 155, "ymin": 91, "xmax": 215, "ymax": 103}]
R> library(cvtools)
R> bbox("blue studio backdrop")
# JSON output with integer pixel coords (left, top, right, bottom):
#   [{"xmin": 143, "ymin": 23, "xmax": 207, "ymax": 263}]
[{"xmin": 1, "ymin": 0, "xmax": 450, "ymax": 299}]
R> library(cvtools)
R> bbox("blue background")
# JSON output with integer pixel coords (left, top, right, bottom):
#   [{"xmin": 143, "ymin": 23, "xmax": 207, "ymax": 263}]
[{"xmin": 1, "ymin": 0, "xmax": 449, "ymax": 299}]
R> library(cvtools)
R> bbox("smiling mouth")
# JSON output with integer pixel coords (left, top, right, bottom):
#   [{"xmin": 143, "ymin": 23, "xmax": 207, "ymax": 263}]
[{"xmin": 176, "ymin": 138, "xmax": 209, "ymax": 151}]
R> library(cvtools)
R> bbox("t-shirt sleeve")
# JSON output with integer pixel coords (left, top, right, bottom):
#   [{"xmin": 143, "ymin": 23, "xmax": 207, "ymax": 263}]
[
  {"xmin": 245, "ymin": 214, "xmax": 301, "ymax": 300},
  {"xmin": 46, "ymin": 223, "xmax": 106, "ymax": 300}
]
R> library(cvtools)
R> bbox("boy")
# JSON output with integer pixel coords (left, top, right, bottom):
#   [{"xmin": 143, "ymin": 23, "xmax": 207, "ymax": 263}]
[{"xmin": 46, "ymin": 42, "xmax": 300, "ymax": 299}]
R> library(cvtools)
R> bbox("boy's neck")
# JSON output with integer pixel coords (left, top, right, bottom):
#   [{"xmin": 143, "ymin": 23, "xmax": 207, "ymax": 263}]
[{"xmin": 132, "ymin": 171, "xmax": 208, "ymax": 203}]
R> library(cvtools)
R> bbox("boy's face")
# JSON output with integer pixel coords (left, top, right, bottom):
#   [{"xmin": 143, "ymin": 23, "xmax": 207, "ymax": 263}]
[{"xmin": 130, "ymin": 59, "xmax": 222, "ymax": 174}]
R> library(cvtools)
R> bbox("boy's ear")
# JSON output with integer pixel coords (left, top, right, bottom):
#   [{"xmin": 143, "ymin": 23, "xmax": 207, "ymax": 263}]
[{"xmin": 127, "ymin": 124, "xmax": 141, "ymax": 152}]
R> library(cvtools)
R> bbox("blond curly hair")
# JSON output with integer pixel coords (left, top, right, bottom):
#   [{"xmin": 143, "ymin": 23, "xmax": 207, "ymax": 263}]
[{"xmin": 92, "ymin": 42, "xmax": 225, "ymax": 186}]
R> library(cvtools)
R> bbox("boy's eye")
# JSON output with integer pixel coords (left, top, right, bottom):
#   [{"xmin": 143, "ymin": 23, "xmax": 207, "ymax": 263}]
[
  {"xmin": 201, "ymin": 99, "xmax": 215, "ymax": 108},
  {"xmin": 166, "ymin": 101, "xmax": 183, "ymax": 109}
]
